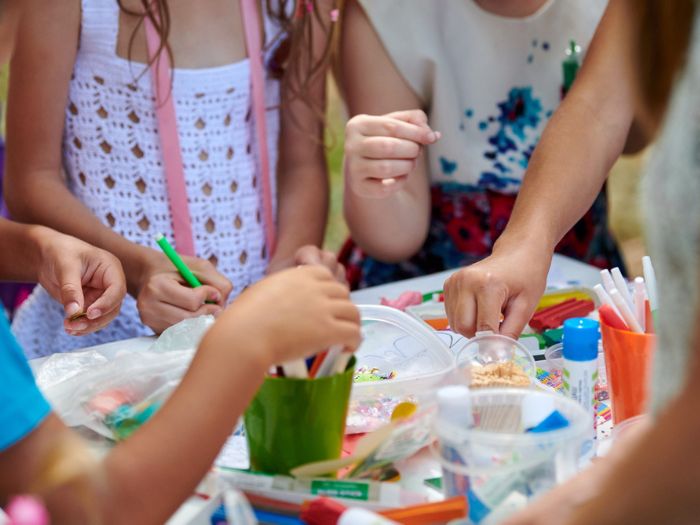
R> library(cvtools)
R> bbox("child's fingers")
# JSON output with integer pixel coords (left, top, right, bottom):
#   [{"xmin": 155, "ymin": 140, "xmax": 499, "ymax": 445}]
[
  {"xmin": 331, "ymin": 301, "xmax": 361, "ymax": 324},
  {"xmin": 499, "ymin": 296, "xmax": 533, "ymax": 341},
  {"xmin": 331, "ymin": 321, "xmax": 363, "ymax": 351},
  {"xmin": 158, "ymin": 279, "xmax": 223, "ymax": 311},
  {"xmin": 84, "ymin": 283, "xmax": 124, "ymax": 322},
  {"xmin": 361, "ymin": 136, "xmax": 421, "ymax": 160},
  {"xmin": 187, "ymin": 258, "xmax": 233, "ymax": 300},
  {"xmin": 358, "ymin": 116, "xmax": 437, "ymax": 145},
  {"xmin": 385, "ymin": 109, "xmax": 429, "ymax": 126},
  {"xmin": 294, "ymin": 245, "xmax": 323, "ymax": 266},
  {"xmin": 322, "ymin": 281, "xmax": 351, "ymax": 299},
  {"xmin": 144, "ymin": 301, "xmax": 223, "ymax": 333},
  {"xmin": 358, "ymin": 175, "xmax": 409, "ymax": 197},
  {"xmin": 362, "ymin": 158, "xmax": 416, "ymax": 179}
]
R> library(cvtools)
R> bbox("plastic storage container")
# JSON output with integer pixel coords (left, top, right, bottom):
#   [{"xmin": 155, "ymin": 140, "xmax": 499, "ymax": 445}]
[
  {"xmin": 347, "ymin": 305, "xmax": 457, "ymax": 433},
  {"xmin": 434, "ymin": 388, "xmax": 593, "ymax": 524}
]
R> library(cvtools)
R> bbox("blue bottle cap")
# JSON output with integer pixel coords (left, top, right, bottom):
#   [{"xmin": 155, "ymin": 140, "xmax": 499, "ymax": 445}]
[{"xmin": 562, "ymin": 317, "xmax": 600, "ymax": 361}]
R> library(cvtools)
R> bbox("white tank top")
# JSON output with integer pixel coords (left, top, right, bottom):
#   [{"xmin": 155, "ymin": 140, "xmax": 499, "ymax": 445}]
[{"xmin": 13, "ymin": 0, "xmax": 282, "ymax": 358}]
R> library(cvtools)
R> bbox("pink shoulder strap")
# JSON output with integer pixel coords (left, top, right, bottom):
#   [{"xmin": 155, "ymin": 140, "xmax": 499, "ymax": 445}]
[{"xmin": 144, "ymin": 0, "xmax": 276, "ymax": 256}]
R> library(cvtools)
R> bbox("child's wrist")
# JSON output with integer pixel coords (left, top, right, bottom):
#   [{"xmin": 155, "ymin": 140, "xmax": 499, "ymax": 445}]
[{"xmin": 124, "ymin": 247, "xmax": 161, "ymax": 298}]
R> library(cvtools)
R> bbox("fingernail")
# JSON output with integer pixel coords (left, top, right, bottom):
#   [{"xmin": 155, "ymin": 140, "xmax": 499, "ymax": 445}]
[
  {"xmin": 65, "ymin": 302, "xmax": 81, "ymax": 317},
  {"xmin": 71, "ymin": 321, "xmax": 89, "ymax": 331},
  {"xmin": 434, "ymin": 131, "xmax": 442, "ymax": 140},
  {"xmin": 87, "ymin": 309, "xmax": 101, "ymax": 320},
  {"xmin": 427, "ymin": 131, "xmax": 437, "ymax": 142},
  {"xmin": 210, "ymin": 293, "xmax": 221, "ymax": 303}
]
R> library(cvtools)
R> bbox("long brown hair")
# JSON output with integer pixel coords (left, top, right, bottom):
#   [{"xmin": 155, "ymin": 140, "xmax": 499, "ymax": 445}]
[
  {"xmin": 632, "ymin": 0, "xmax": 697, "ymax": 133},
  {"xmin": 117, "ymin": 0, "xmax": 339, "ymax": 128}
]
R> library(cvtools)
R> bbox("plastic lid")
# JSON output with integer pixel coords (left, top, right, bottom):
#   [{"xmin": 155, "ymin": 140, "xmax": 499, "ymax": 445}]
[
  {"xmin": 354, "ymin": 306, "xmax": 455, "ymax": 384},
  {"xmin": 437, "ymin": 386, "xmax": 473, "ymax": 428},
  {"xmin": 562, "ymin": 318, "xmax": 600, "ymax": 362},
  {"xmin": 457, "ymin": 331, "xmax": 536, "ymax": 380}
]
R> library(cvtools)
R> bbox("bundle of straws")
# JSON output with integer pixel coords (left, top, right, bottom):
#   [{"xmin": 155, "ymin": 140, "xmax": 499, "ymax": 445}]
[{"xmin": 593, "ymin": 256, "xmax": 657, "ymax": 334}]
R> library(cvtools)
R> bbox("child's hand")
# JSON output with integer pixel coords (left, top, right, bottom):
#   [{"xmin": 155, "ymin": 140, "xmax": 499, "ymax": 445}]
[
  {"xmin": 136, "ymin": 253, "xmax": 233, "ymax": 334},
  {"xmin": 344, "ymin": 109, "xmax": 440, "ymax": 199},
  {"xmin": 444, "ymin": 243, "xmax": 550, "ymax": 339},
  {"xmin": 33, "ymin": 228, "xmax": 127, "ymax": 335},
  {"xmin": 293, "ymin": 245, "xmax": 347, "ymax": 284},
  {"xmin": 220, "ymin": 266, "xmax": 361, "ymax": 365}
]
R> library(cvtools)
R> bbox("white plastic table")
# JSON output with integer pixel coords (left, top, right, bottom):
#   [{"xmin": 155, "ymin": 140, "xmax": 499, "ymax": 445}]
[{"xmin": 349, "ymin": 253, "xmax": 601, "ymax": 305}]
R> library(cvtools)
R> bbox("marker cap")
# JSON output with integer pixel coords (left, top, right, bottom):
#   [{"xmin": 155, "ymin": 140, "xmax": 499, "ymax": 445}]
[{"xmin": 562, "ymin": 317, "xmax": 600, "ymax": 362}]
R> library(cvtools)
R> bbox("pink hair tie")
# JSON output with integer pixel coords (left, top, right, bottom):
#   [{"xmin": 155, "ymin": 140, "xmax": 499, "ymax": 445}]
[
  {"xmin": 330, "ymin": 8, "xmax": 339, "ymax": 22},
  {"xmin": 5, "ymin": 496, "xmax": 50, "ymax": 525}
]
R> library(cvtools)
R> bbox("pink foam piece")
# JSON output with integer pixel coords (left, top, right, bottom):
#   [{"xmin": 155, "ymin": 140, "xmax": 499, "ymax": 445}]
[{"xmin": 380, "ymin": 290, "xmax": 423, "ymax": 311}]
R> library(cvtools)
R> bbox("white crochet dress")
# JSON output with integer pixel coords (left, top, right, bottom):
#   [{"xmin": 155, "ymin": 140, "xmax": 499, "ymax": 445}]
[{"xmin": 13, "ymin": 0, "xmax": 281, "ymax": 358}]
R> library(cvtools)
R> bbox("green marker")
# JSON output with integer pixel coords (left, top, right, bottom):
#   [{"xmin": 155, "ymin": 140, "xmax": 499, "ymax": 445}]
[{"xmin": 155, "ymin": 233, "xmax": 203, "ymax": 288}]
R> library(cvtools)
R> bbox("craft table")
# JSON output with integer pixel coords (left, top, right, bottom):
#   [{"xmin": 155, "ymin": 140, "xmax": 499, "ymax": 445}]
[{"xmin": 31, "ymin": 254, "xmax": 604, "ymax": 524}]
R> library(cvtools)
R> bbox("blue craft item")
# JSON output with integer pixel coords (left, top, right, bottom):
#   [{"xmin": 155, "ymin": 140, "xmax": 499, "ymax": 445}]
[{"xmin": 526, "ymin": 410, "xmax": 570, "ymax": 433}]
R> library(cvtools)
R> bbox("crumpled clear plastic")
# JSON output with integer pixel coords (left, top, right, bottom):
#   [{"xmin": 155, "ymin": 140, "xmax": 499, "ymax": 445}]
[{"xmin": 35, "ymin": 316, "xmax": 215, "ymax": 439}]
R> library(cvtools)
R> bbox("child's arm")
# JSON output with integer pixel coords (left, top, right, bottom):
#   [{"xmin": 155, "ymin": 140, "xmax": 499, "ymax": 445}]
[
  {"xmin": 340, "ymin": 0, "xmax": 438, "ymax": 263},
  {"xmin": 444, "ymin": 0, "xmax": 638, "ymax": 338},
  {"xmin": 267, "ymin": 0, "xmax": 344, "ymax": 281},
  {"xmin": 0, "ymin": 266, "xmax": 361, "ymax": 524},
  {"xmin": 4, "ymin": 0, "xmax": 231, "ymax": 334},
  {"xmin": 0, "ymin": 218, "xmax": 126, "ymax": 334}
]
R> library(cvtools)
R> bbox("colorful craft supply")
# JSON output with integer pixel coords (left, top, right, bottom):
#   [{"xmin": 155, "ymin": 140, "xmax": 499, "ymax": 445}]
[
  {"xmin": 644, "ymin": 300, "xmax": 654, "ymax": 334},
  {"xmin": 536, "ymin": 289, "xmax": 593, "ymax": 311},
  {"xmin": 642, "ymin": 256, "xmax": 658, "ymax": 314},
  {"xmin": 542, "ymin": 328, "xmax": 564, "ymax": 347},
  {"xmin": 380, "ymin": 291, "xmax": 423, "ymax": 311},
  {"xmin": 301, "ymin": 498, "xmax": 397, "ymax": 525},
  {"xmin": 610, "ymin": 289, "xmax": 643, "ymax": 333},
  {"xmin": 424, "ymin": 317, "xmax": 450, "ymax": 330},
  {"xmin": 353, "ymin": 366, "xmax": 397, "ymax": 383},
  {"xmin": 598, "ymin": 304, "xmax": 628, "ymax": 331},
  {"xmin": 593, "ymin": 283, "xmax": 621, "ymax": 318},
  {"xmin": 562, "ymin": 318, "xmax": 600, "ymax": 429},
  {"xmin": 633, "ymin": 277, "xmax": 647, "ymax": 327},
  {"xmin": 529, "ymin": 298, "xmax": 594, "ymax": 332},
  {"xmin": 611, "ymin": 267, "xmax": 634, "ymax": 311},
  {"xmin": 155, "ymin": 233, "xmax": 203, "ymax": 288}
]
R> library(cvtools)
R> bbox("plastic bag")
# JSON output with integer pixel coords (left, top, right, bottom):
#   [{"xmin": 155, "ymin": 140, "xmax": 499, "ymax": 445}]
[{"xmin": 36, "ymin": 316, "xmax": 214, "ymax": 440}]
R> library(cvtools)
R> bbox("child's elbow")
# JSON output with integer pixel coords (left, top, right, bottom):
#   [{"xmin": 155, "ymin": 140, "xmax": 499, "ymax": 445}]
[{"xmin": 361, "ymin": 229, "xmax": 428, "ymax": 264}]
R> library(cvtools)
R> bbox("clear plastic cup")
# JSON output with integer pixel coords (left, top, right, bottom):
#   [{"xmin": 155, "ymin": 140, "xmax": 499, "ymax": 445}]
[
  {"xmin": 433, "ymin": 388, "xmax": 593, "ymax": 524},
  {"xmin": 457, "ymin": 332, "xmax": 536, "ymax": 389},
  {"xmin": 543, "ymin": 343, "xmax": 563, "ymax": 373}
]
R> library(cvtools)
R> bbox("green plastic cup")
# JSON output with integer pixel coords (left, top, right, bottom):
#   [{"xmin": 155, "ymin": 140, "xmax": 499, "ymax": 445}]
[{"xmin": 244, "ymin": 357, "xmax": 356, "ymax": 475}]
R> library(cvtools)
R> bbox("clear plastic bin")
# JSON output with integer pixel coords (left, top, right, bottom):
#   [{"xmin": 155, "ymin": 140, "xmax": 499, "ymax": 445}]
[
  {"xmin": 434, "ymin": 388, "xmax": 593, "ymax": 524},
  {"xmin": 347, "ymin": 305, "xmax": 457, "ymax": 433}
]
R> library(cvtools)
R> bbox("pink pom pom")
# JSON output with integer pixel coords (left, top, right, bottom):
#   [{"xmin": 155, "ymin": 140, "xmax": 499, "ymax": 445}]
[{"xmin": 6, "ymin": 496, "xmax": 50, "ymax": 525}]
